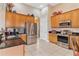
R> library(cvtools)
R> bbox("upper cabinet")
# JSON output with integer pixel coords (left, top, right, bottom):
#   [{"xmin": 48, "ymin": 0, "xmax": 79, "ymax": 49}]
[
  {"xmin": 6, "ymin": 12, "xmax": 34, "ymax": 27},
  {"xmin": 51, "ymin": 16, "xmax": 59, "ymax": 28},
  {"xmin": 6, "ymin": 12, "xmax": 16, "ymax": 27},
  {"xmin": 15, "ymin": 13, "xmax": 22, "ymax": 27},
  {"xmin": 15, "ymin": 14, "xmax": 26, "ymax": 27},
  {"xmin": 51, "ymin": 8, "xmax": 79, "ymax": 28},
  {"xmin": 64, "ymin": 11, "xmax": 72, "ymax": 20},
  {"xmin": 71, "ymin": 9, "xmax": 79, "ymax": 28},
  {"xmin": 26, "ymin": 16, "xmax": 34, "ymax": 23}
]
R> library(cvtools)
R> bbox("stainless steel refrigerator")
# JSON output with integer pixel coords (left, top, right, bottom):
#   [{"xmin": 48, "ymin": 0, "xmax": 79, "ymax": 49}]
[{"xmin": 25, "ymin": 22, "xmax": 37, "ymax": 45}]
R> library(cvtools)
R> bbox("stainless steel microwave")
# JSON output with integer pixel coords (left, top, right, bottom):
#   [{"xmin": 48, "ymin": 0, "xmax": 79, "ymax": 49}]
[{"xmin": 59, "ymin": 20, "xmax": 71, "ymax": 28}]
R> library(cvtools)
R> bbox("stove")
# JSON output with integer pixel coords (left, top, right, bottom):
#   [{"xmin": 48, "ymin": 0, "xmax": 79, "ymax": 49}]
[{"xmin": 57, "ymin": 35, "xmax": 69, "ymax": 48}]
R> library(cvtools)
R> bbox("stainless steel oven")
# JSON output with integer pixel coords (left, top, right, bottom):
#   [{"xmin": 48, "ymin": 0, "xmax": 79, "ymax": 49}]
[{"xmin": 57, "ymin": 35, "xmax": 69, "ymax": 48}]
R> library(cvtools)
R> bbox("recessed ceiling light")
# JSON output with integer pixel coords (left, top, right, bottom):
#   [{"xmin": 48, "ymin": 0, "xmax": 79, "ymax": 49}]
[{"xmin": 39, "ymin": 5, "xmax": 44, "ymax": 8}]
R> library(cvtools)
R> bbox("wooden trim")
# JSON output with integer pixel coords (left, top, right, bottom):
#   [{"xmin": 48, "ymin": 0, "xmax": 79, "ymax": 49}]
[
  {"xmin": 51, "ymin": 8, "xmax": 79, "ymax": 17},
  {"xmin": 6, "ymin": 11, "xmax": 34, "ymax": 18}
]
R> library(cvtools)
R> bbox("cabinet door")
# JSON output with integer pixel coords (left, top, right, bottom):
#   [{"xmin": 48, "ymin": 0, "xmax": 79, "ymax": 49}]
[
  {"xmin": 71, "ymin": 9, "xmax": 79, "ymax": 28},
  {"xmin": 57, "ymin": 14, "xmax": 66, "ymax": 27},
  {"xmin": 49, "ymin": 33, "xmax": 57, "ymax": 44},
  {"xmin": 58, "ymin": 12, "xmax": 72, "ymax": 27},
  {"xmin": 6, "ymin": 12, "xmax": 15, "ymax": 27},
  {"xmin": 58, "ymin": 14, "xmax": 65, "ymax": 22},
  {"xmin": 15, "ymin": 14, "xmax": 21, "ymax": 27},
  {"xmin": 59, "ymin": 11, "xmax": 72, "ymax": 21},
  {"xmin": 76, "ymin": 9, "xmax": 79, "ymax": 28},
  {"xmin": 25, "ymin": 16, "xmax": 34, "ymax": 23},
  {"xmin": 51, "ymin": 14, "xmax": 65, "ymax": 28},
  {"xmin": 64, "ymin": 12, "xmax": 72, "ymax": 20},
  {"xmin": 51, "ymin": 16, "xmax": 59, "ymax": 28},
  {"xmin": 20, "ymin": 15, "xmax": 26, "ymax": 27},
  {"xmin": 28, "ymin": 16, "xmax": 34, "ymax": 23},
  {"xmin": 20, "ymin": 34, "xmax": 27, "ymax": 42},
  {"xmin": 15, "ymin": 14, "xmax": 26, "ymax": 27}
]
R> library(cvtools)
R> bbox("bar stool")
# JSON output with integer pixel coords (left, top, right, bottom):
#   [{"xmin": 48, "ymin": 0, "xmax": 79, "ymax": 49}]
[{"xmin": 70, "ymin": 36, "xmax": 79, "ymax": 56}]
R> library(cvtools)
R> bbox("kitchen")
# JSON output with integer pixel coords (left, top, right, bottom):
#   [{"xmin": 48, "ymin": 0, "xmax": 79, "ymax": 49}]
[{"xmin": 0, "ymin": 3, "xmax": 79, "ymax": 56}]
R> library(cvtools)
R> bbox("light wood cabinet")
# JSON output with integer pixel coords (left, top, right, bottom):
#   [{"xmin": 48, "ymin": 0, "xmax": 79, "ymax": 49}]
[
  {"xmin": 71, "ymin": 9, "xmax": 79, "ymax": 28},
  {"xmin": 51, "ymin": 16, "xmax": 59, "ymax": 28},
  {"xmin": 51, "ymin": 13, "xmax": 71, "ymax": 28},
  {"xmin": 18, "ymin": 15, "xmax": 26, "ymax": 27},
  {"xmin": 64, "ymin": 12, "xmax": 72, "ymax": 20},
  {"xmin": 51, "ymin": 8, "xmax": 79, "ymax": 28},
  {"xmin": 14, "ymin": 13, "xmax": 27, "ymax": 27},
  {"xmin": 51, "ymin": 14, "xmax": 66, "ymax": 28},
  {"xmin": 6, "ymin": 12, "xmax": 34, "ymax": 27},
  {"xmin": 19, "ymin": 34, "xmax": 27, "ymax": 43},
  {"xmin": 15, "ymin": 14, "xmax": 21, "ymax": 27},
  {"xmin": 49, "ymin": 33, "xmax": 57, "ymax": 44},
  {"xmin": 26, "ymin": 16, "xmax": 34, "ymax": 23},
  {"xmin": 58, "ymin": 14, "xmax": 65, "ymax": 22},
  {"xmin": 6, "ymin": 12, "xmax": 16, "ymax": 27}
]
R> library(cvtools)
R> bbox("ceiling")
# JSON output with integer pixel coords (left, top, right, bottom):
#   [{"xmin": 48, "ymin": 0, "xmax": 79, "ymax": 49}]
[
  {"xmin": 27, "ymin": 3, "xmax": 48, "ymax": 9},
  {"xmin": 24, "ymin": 3, "xmax": 58, "ymax": 10}
]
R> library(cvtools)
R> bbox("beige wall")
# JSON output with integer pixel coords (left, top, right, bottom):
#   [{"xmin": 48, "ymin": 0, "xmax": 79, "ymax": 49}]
[
  {"xmin": 13, "ymin": 3, "xmax": 40, "ymax": 17},
  {"xmin": 48, "ymin": 3, "xmax": 79, "ymax": 30}
]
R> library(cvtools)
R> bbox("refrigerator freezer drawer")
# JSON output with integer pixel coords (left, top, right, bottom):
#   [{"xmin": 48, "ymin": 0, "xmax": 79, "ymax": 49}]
[{"xmin": 27, "ymin": 35, "xmax": 37, "ymax": 45}]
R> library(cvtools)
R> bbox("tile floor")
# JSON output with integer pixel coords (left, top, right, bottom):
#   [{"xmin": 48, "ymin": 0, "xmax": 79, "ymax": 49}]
[
  {"xmin": 26, "ymin": 39, "xmax": 73, "ymax": 56},
  {"xmin": 0, "ymin": 45, "xmax": 24, "ymax": 56},
  {"xmin": 0, "ymin": 39, "xmax": 73, "ymax": 56}
]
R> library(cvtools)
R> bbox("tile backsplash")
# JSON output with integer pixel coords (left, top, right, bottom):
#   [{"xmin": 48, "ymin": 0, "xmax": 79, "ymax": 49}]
[{"xmin": 50, "ymin": 28, "xmax": 79, "ymax": 33}]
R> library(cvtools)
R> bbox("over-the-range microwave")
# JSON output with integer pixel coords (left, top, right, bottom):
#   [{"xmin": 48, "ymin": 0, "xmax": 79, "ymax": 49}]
[{"xmin": 59, "ymin": 20, "xmax": 71, "ymax": 28}]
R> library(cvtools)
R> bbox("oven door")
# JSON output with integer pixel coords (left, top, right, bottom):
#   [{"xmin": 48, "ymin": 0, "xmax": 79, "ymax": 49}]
[
  {"xmin": 58, "ymin": 35, "xmax": 68, "ymax": 43},
  {"xmin": 57, "ymin": 35, "xmax": 68, "ymax": 48}
]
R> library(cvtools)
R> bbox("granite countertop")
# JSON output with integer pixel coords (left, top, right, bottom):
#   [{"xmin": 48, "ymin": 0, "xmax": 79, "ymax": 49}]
[
  {"xmin": 0, "ymin": 36, "xmax": 24, "ymax": 49},
  {"xmin": 49, "ymin": 30, "xmax": 79, "ymax": 36},
  {"xmin": 7, "ymin": 35, "xmax": 17, "ymax": 39},
  {"xmin": 57, "ymin": 34, "xmax": 69, "ymax": 37}
]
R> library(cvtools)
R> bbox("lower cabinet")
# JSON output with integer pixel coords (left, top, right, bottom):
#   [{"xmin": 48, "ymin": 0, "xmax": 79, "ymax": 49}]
[
  {"xmin": 5, "ymin": 39, "xmax": 24, "ymax": 47},
  {"xmin": 19, "ymin": 34, "xmax": 27, "ymax": 43},
  {"xmin": 49, "ymin": 33, "xmax": 57, "ymax": 44}
]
